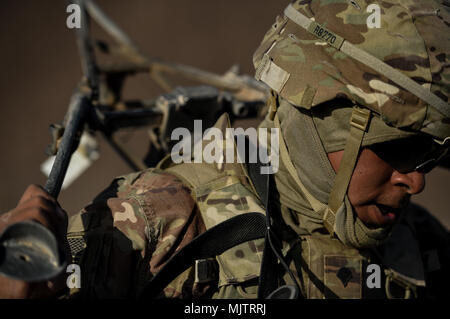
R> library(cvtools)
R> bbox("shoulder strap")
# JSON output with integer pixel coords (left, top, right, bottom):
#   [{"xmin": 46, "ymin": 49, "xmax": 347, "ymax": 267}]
[
  {"xmin": 247, "ymin": 160, "xmax": 301, "ymax": 299},
  {"xmin": 139, "ymin": 212, "xmax": 266, "ymax": 299},
  {"xmin": 248, "ymin": 160, "xmax": 279, "ymax": 298}
]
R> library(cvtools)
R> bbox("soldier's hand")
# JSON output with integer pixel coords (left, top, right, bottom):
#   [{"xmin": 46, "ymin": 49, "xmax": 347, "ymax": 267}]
[{"xmin": 0, "ymin": 184, "xmax": 71, "ymax": 298}]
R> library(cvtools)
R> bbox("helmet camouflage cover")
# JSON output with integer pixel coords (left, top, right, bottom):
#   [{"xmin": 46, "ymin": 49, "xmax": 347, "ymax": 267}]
[
  {"xmin": 254, "ymin": 0, "xmax": 450, "ymax": 240},
  {"xmin": 253, "ymin": 0, "xmax": 450, "ymax": 144}
]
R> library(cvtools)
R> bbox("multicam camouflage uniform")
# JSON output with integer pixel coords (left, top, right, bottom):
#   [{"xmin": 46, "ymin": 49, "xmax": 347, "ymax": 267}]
[
  {"xmin": 67, "ymin": 114, "xmax": 266, "ymax": 299},
  {"xmin": 66, "ymin": 0, "xmax": 450, "ymax": 299}
]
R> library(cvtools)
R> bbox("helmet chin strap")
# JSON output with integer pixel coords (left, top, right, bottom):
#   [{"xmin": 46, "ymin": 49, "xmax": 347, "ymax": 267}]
[{"xmin": 323, "ymin": 106, "xmax": 371, "ymax": 235}]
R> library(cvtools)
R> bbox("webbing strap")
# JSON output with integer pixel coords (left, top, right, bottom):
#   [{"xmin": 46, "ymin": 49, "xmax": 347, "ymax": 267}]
[
  {"xmin": 247, "ymin": 156, "xmax": 301, "ymax": 299},
  {"xmin": 283, "ymin": 4, "xmax": 450, "ymax": 118},
  {"xmin": 247, "ymin": 160, "xmax": 278, "ymax": 299},
  {"xmin": 324, "ymin": 107, "xmax": 371, "ymax": 234},
  {"xmin": 139, "ymin": 212, "xmax": 266, "ymax": 299}
]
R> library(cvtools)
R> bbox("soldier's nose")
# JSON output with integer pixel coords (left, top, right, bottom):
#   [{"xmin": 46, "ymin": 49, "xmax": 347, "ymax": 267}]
[{"xmin": 391, "ymin": 170, "xmax": 426, "ymax": 195}]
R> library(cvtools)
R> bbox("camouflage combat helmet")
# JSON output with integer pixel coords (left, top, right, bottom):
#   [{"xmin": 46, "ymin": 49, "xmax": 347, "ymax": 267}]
[{"xmin": 253, "ymin": 0, "xmax": 450, "ymax": 235}]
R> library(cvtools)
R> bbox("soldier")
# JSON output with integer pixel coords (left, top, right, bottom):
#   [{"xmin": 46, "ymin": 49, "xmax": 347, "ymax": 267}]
[{"xmin": 0, "ymin": 0, "xmax": 449, "ymax": 299}]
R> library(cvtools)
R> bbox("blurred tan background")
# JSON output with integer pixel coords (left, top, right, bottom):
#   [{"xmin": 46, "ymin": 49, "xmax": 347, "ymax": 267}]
[{"xmin": 0, "ymin": 0, "xmax": 448, "ymax": 229}]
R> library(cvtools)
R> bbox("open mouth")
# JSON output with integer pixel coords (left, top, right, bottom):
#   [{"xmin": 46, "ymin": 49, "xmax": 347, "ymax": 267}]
[{"xmin": 374, "ymin": 203, "xmax": 398, "ymax": 224}]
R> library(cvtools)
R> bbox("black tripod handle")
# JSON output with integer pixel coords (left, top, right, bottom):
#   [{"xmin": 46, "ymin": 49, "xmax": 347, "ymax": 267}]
[{"xmin": 44, "ymin": 93, "xmax": 90, "ymax": 199}]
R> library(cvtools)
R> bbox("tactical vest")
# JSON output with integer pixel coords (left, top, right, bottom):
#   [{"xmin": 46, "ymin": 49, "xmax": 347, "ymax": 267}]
[{"xmin": 154, "ymin": 114, "xmax": 422, "ymax": 299}]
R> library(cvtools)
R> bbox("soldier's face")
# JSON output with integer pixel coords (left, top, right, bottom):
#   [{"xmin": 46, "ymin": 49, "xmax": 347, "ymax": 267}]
[{"xmin": 327, "ymin": 148, "xmax": 426, "ymax": 227}]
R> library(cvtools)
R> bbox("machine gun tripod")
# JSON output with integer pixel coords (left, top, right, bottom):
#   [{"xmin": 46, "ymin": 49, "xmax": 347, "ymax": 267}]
[{"xmin": 0, "ymin": 0, "xmax": 269, "ymax": 282}]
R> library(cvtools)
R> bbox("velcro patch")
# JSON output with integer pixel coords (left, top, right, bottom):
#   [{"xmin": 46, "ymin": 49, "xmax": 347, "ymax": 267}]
[
  {"xmin": 255, "ymin": 54, "xmax": 290, "ymax": 93},
  {"xmin": 324, "ymin": 255, "xmax": 362, "ymax": 299}
]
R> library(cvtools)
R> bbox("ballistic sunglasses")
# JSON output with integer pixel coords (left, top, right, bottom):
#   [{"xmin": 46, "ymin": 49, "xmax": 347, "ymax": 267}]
[{"xmin": 368, "ymin": 136, "xmax": 449, "ymax": 174}]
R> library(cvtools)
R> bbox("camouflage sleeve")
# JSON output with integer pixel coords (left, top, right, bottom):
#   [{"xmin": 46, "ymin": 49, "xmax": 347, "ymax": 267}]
[{"xmin": 66, "ymin": 168, "xmax": 206, "ymax": 298}]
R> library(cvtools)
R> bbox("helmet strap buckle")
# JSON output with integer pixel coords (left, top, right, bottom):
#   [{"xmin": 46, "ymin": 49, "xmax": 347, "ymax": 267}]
[{"xmin": 325, "ymin": 106, "xmax": 371, "ymax": 235}]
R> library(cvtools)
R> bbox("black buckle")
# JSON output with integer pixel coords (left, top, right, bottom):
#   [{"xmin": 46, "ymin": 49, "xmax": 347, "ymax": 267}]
[{"xmin": 194, "ymin": 258, "xmax": 218, "ymax": 284}]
